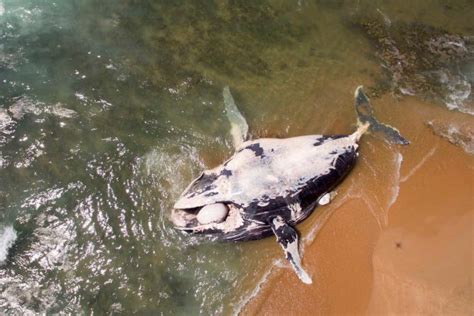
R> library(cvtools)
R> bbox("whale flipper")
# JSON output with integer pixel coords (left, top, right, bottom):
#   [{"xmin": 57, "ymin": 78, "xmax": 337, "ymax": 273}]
[
  {"xmin": 223, "ymin": 86, "xmax": 249, "ymax": 148},
  {"xmin": 270, "ymin": 216, "xmax": 312, "ymax": 284}
]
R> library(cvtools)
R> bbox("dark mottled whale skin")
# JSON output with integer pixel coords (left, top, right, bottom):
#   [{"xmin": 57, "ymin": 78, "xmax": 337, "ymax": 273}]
[
  {"xmin": 226, "ymin": 142, "xmax": 356, "ymax": 241},
  {"xmin": 172, "ymin": 134, "xmax": 359, "ymax": 241}
]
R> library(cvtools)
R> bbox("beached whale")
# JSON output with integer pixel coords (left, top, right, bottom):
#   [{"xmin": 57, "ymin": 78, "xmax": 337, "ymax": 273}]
[{"xmin": 171, "ymin": 86, "xmax": 408, "ymax": 284}]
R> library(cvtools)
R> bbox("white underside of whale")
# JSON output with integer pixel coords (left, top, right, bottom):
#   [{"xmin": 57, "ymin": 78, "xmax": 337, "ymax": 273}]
[{"xmin": 174, "ymin": 134, "xmax": 358, "ymax": 210}]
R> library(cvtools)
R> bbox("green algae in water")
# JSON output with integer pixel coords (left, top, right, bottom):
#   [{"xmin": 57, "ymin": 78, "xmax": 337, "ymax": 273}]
[{"xmin": 0, "ymin": 1, "xmax": 323, "ymax": 313}]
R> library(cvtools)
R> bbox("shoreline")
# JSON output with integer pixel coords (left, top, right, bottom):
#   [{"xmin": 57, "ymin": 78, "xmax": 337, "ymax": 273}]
[{"xmin": 239, "ymin": 96, "xmax": 473, "ymax": 315}]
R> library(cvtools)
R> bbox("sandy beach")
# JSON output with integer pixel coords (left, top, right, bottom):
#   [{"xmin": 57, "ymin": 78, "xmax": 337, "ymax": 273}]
[{"xmin": 242, "ymin": 96, "xmax": 473, "ymax": 315}]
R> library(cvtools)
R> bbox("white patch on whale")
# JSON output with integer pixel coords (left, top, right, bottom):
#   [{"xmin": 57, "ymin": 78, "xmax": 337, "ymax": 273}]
[
  {"xmin": 285, "ymin": 238, "xmax": 312, "ymax": 284},
  {"xmin": 257, "ymin": 200, "xmax": 270, "ymax": 207},
  {"xmin": 175, "ymin": 134, "xmax": 358, "ymax": 210},
  {"xmin": 288, "ymin": 203, "xmax": 303, "ymax": 221},
  {"xmin": 318, "ymin": 193, "xmax": 331, "ymax": 205},
  {"xmin": 271, "ymin": 217, "xmax": 286, "ymax": 230},
  {"xmin": 271, "ymin": 216, "xmax": 312, "ymax": 284}
]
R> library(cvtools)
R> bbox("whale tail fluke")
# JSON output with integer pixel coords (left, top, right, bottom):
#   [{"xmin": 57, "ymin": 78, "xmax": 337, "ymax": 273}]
[{"xmin": 354, "ymin": 86, "xmax": 409, "ymax": 145}]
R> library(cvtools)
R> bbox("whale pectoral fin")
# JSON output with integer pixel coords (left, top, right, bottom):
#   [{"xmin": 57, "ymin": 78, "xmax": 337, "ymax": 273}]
[
  {"xmin": 223, "ymin": 86, "xmax": 249, "ymax": 148},
  {"xmin": 270, "ymin": 216, "xmax": 312, "ymax": 284}
]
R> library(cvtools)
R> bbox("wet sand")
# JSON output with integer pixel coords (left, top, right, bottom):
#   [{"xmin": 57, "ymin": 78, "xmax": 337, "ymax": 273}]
[{"xmin": 241, "ymin": 96, "xmax": 474, "ymax": 315}]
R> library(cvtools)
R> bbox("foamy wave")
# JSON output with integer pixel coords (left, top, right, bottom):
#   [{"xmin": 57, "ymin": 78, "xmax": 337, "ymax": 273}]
[
  {"xmin": 0, "ymin": 225, "xmax": 17, "ymax": 265},
  {"xmin": 8, "ymin": 97, "xmax": 77, "ymax": 121},
  {"xmin": 141, "ymin": 142, "xmax": 206, "ymax": 203},
  {"xmin": 140, "ymin": 139, "xmax": 211, "ymax": 242},
  {"xmin": 0, "ymin": 97, "xmax": 77, "ymax": 168},
  {"xmin": 0, "ymin": 212, "xmax": 79, "ymax": 313},
  {"xmin": 232, "ymin": 260, "xmax": 279, "ymax": 316},
  {"xmin": 304, "ymin": 199, "xmax": 340, "ymax": 244},
  {"xmin": 427, "ymin": 120, "xmax": 474, "ymax": 155},
  {"xmin": 387, "ymin": 153, "xmax": 403, "ymax": 210},
  {"xmin": 400, "ymin": 146, "xmax": 438, "ymax": 183},
  {"xmin": 436, "ymin": 70, "xmax": 473, "ymax": 115}
]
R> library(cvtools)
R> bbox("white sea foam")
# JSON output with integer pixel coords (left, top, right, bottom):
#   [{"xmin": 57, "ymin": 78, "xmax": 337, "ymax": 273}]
[
  {"xmin": 436, "ymin": 70, "xmax": 473, "ymax": 115},
  {"xmin": 232, "ymin": 260, "xmax": 279, "ymax": 316},
  {"xmin": 8, "ymin": 97, "xmax": 77, "ymax": 120},
  {"xmin": 400, "ymin": 146, "xmax": 438, "ymax": 183},
  {"xmin": 387, "ymin": 152, "xmax": 403, "ymax": 210},
  {"xmin": 427, "ymin": 120, "xmax": 474, "ymax": 155},
  {"xmin": 444, "ymin": 83, "xmax": 472, "ymax": 116},
  {"xmin": 0, "ymin": 225, "xmax": 17, "ymax": 265},
  {"xmin": 0, "ymin": 217, "xmax": 78, "ymax": 314}
]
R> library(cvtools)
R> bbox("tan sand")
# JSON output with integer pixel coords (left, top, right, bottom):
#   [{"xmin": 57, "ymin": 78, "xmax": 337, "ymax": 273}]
[{"xmin": 240, "ymin": 95, "xmax": 474, "ymax": 315}]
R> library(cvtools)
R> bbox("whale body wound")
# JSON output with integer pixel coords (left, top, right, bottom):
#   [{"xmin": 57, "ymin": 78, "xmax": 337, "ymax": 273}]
[{"xmin": 196, "ymin": 203, "xmax": 229, "ymax": 224}]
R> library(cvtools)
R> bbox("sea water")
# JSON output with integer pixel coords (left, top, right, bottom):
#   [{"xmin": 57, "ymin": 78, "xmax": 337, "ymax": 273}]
[{"xmin": 0, "ymin": 1, "xmax": 472, "ymax": 314}]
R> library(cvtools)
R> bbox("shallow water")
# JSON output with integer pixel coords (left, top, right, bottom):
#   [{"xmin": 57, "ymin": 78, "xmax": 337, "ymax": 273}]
[{"xmin": 0, "ymin": 0, "xmax": 472, "ymax": 314}]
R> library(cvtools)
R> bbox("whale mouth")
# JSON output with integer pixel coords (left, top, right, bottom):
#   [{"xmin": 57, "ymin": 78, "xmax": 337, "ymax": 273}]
[
  {"xmin": 170, "ymin": 206, "xmax": 201, "ymax": 228},
  {"xmin": 171, "ymin": 203, "xmax": 246, "ymax": 235}
]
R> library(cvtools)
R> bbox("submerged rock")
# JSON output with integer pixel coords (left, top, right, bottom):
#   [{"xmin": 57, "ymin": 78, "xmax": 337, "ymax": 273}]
[{"xmin": 352, "ymin": 14, "xmax": 473, "ymax": 114}]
